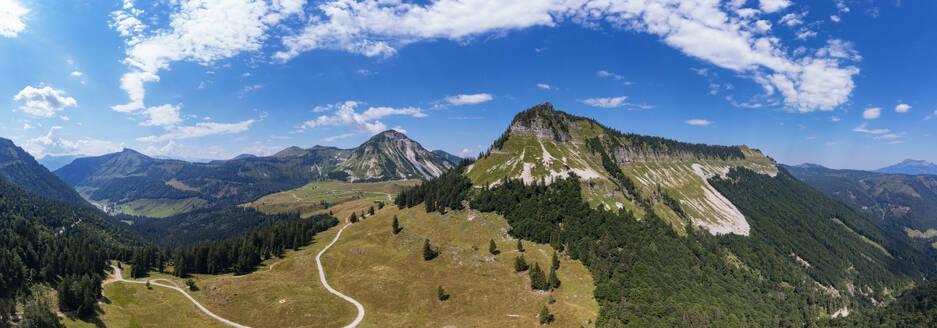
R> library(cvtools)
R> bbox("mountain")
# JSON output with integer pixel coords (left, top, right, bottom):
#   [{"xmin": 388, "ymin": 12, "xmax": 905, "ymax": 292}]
[
  {"xmin": 0, "ymin": 137, "xmax": 89, "ymax": 205},
  {"xmin": 467, "ymin": 102, "xmax": 777, "ymax": 235},
  {"xmin": 399, "ymin": 103, "xmax": 933, "ymax": 325},
  {"xmin": 785, "ymin": 163, "xmax": 937, "ymax": 253},
  {"xmin": 55, "ymin": 131, "xmax": 453, "ymax": 217},
  {"xmin": 432, "ymin": 149, "xmax": 462, "ymax": 165},
  {"xmin": 37, "ymin": 154, "xmax": 83, "ymax": 171},
  {"xmin": 55, "ymin": 147, "xmax": 346, "ymax": 217},
  {"xmin": 877, "ymin": 159, "xmax": 937, "ymax": 175},
  {"xmin": 333, "ymin": 130, "xmax": 455, "ymax": 181}
]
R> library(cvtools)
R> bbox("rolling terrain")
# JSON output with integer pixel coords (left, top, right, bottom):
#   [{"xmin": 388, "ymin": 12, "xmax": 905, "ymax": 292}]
[
  {"xmin": 786, "ymin": 163, "xmax": 937, "ymax": 253},
  {"xmin": 54, "ymin": 131, "xmax": 457, "ymax": 218}
]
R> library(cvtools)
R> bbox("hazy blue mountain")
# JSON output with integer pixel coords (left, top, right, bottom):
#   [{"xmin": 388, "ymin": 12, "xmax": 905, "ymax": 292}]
[{"xmin": 876, "ymin": 159, "xmax": 937, "ymax": 175}]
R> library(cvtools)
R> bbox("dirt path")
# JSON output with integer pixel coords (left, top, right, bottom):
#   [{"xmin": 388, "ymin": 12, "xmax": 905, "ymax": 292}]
[
  {"xmin": 109, "ymin": 265, "xmax": 250, "ymax": 328},
  {"xmin": 316, "ymin": 223, "xmax": 365, "ymax": 328}
]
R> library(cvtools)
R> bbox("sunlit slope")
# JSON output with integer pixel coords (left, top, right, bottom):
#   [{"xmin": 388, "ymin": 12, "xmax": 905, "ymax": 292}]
[
  {"xmin": 107, "ymin": 198, "xmax": 597, "ymax": 327},
  {"xmin": 467, "ymin": 102, "xmax": 776, "ymax": 235}
]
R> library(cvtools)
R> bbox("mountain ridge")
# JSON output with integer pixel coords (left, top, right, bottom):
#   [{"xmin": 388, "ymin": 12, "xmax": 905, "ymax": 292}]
[
  {"xmin": 54, "ymin": 130, "xmax": 455, "ymax": 217},
  {"xmin": 0, "ymin": 137, "xmax": 90, "ymax": 205},
  {"xmin": 877, "ymin": 159, "xmax": 937, "ymax": 175},
  {"xmin": 468, "ymin": 102, "xmax": 777, "ymax": 235}
]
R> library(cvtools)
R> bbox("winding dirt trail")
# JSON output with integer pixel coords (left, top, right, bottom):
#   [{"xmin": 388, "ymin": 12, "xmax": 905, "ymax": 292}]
[
  {"xmin": 316, "ymin": 222, "xmax": 365, "ymax": 328},
  {"xmin": 109, "ymin": 265, "xmax": 250, "ymax": 328}
]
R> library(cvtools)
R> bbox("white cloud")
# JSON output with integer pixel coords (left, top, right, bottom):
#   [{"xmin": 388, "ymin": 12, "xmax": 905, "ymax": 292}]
[
  {"xmin": 759, "ymin": 0, "xmax": 792, "ymax": 13},
  {"xmin": 862, "ymin": 107, "xmax": 881, "ymax": 119},
  {"xmin": 138, "ymin": 119, "xmax": 255, "ymax": 143},
  {"xmin": 796, "ymin": 28, "xmax": 817, "ymax": 40},
  {"xmin": 0, "ymin": 0, "xmax": 28, "ymax": 37},
  {"xmin": 927, "ymin": 110, "xmax": 937, "ymax": 120},
  {"xmin": 23, "ymin": 127, "xmax": 123, "ymax": 158},
  {"xmin": 13, "ymin": 85, "xmax": 78, "ymax": 117},
  {"xmin": 274, "ymin": 0, "xmax": 859, "ymax": 113},
  {"xmin": 140, "ymin": 104, "xmax": 183, "ymax": 128},
  {"xmin": 816, "ymin": 39, "xmax": 861, "ymax": 61},
  {"xmin": 852, "ymin": 122, "xmax": 889, "ymax": 134},
  {"xmin": 830, "ymin": 15, "xmax": 841, "ymax": 23},
  {"xmin": 356, "ymin": 69, "xmax": 377, "ymax": 76},
  {"xmin": 301, "ymin": 101, "xmax": 426, "ymax": 136},
  {"xmin": 685, "ymin": 119, "xmax": 713, "ymax": 126},
  {"xmin": 582, "ymin": 96, "xmax": 627, "ymax": 108},
  {"xmin": 324, "ymin": 133, "xmax": 356, "ymax": 142},
  {"xmin": 537, "ymin": 83, "xmax": 552, "ymax": 90},
  {"xmin": 110, "ymin": 0, "xmax": 305, "ymax": 112},
  {"xmin": 895, "ymin": 103, "xmax": 910, "ymax": 113},
  {"xmin": 874, "ymin": 132, "xmax": 905, "ymax": 140},
  {"xmin": 70, "ymin": 71, "xmax": 83, "ymax": 77},
  {"xmin": 830, "ymin": 116, "xmax": 841, "ymax": 122},
  {"xmin": 597, "ymin": 70, "xmax": 623, "ymax": 80},
  {"xmin": 779, "ymin": 12, "xmax": 805, "ymax": 26},
  {"xmin": 445, "ymin": 93, "xmax": 493, "ymax": 106},
  {"xmin": 836, "ymin": 0, "xmax": 850, "ymax": 13}
]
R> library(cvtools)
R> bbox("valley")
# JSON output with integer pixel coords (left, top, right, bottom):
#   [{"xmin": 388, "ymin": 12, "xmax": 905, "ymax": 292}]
[{"xmin": 2, "ymin": 103, "xmax": 936, "ymax": 328}]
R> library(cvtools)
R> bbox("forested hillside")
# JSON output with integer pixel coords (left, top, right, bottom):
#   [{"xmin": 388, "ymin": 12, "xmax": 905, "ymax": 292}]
[
  {"xmin": 55, "ymin": 131, "xmax": 457, "ymax": 218},
  {"xmin": 785, "ymin": 164, "xmax": 937, "ymax": 255},
  {"xmin": 0, "ymin": 179, "xmax": 140, "ymax": 324},
  {"xmin": 123, "ymin": 206, "xmax": 306, "ymax": 247},
  {"xmin": 0, "ymin": 137, "xmax": 88, "ymax": 205},
  {"xmin": 393, "ymin": 104, "xmax": 935, "ymax": 326}
]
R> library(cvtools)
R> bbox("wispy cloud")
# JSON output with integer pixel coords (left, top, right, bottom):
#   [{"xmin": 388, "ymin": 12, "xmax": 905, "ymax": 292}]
[
  {"xmin": 685, "ymin": 119, "xmax": 713, "ymax": 126},
  {"xmin": 138, "ymin": 120, "xmax": 256, "ymax": 143},
  {"xmin": 582, "ymin": 96, "xmax": 627, "ymax": 108},
  {"xmin": 445, "ymin": 93, "xmax": 493, "ymax": 106},
  {"xmin": 537, "ymin": 83, "xmax": 552, "ymax": 90},
  {"xmin": 852, "ymin": 122, "xmax": 890, "ymax": 134}
]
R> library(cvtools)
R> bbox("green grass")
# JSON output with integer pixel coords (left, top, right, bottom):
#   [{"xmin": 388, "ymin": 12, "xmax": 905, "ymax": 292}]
[
  {"xmin": 833, "ymin": 218, "xmax": 893, "ymax": 257},
  {"xmin": 114, "ymin": 197, "xmax": 208, "ymax": 218},
  {"xmin": 245, "ymin": 179, "xmax": 419, "ymax": 218},
  {"xmin": 105, "ymin": 196, "xmax": 598, "ymax": 327},
  {"xmin": 63, "ymin": 280, "xmax": 228, "ymax": 328}
]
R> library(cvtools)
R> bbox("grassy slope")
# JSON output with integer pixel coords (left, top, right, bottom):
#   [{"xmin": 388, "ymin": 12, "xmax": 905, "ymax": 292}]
[
  {"xmin": 244, "ymin": 180, "xmax": 420, "ymax": 218},
  {"xmin": 64, "ymin": 281, "xmax": 227, "ymax": 328},
  {"xmin": 468, "ymin": 116, "xmax": 777, "ymax": 232},
  {"xmin": 94, "ymin": 182, "xmax": 597, "ymax": 327}
]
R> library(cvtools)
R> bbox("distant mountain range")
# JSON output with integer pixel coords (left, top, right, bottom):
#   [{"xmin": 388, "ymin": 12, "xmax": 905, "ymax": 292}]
[
  {"xmin": 53, "ymin": 130, "xmax": 458, "ymax": 217},
  {"xmin": 876, "ymin": 159, "xmax": 937, "ymax": 175},
  {"xmin": 37, "ymin": 154, "xmax": 84, "ymax": 171},
  {"xmin": 0, "ymin": 137, "xmax": 89, "ymax": 205},
  {"xmin": 785, "ymin": 163, "xmax": 937, "ymax": 254}
]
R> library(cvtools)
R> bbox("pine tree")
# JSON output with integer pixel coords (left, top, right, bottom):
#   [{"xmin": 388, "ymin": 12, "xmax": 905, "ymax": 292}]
[
  {"xmin": 350, "ymin": 212, "xmax": 358, "ymax": 223},
  {"xmin": 392, "ymin": 215, "xmax": 401, "ymax": 234},
  {"xmin": 489, "ymin": 239, "xmax": 499, "ymax": 255},
  {"xmin": 423, "ymin": 239, "xmax": 438, "ymax": 261},
  {"xmin": 551, "ymin": 251, "xmax": 560, "ymax": 271},
  {"xmin": 517, "ymin": 239, "xmax": 525, "ymax": 252},
  {"xmin": 437, "ymin": 285, "xmax": 450, "ymax": 301},
  {"xmin": 186, "ymin": 279, "xmax": 198, "ymax": 291},
  {"xmin": 368, "ymin": 206, "xmax": 375, "ymax": 215},
  {"xmin": 529, "ymin": 263, "xmax": 548, "ymax": 290},
  {"xmin": 548, "ymin": 266, "xmax": 561, "ymax": 290},
  {"xmin": 514, "ymin": 255, "xmax": 529, "ymax": 272},
  {"xmin": 23, "ymin": 293, "xmax": 64, "ymax": 328},
  {"xmin": 539, "ymin": 305, "xmax": 554, "ymax": 324}
]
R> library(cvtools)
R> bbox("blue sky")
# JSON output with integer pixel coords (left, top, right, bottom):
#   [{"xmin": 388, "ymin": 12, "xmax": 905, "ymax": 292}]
[{"xmin": 1, "ymin": 0, "xmax": 934, "ymax": 170}]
